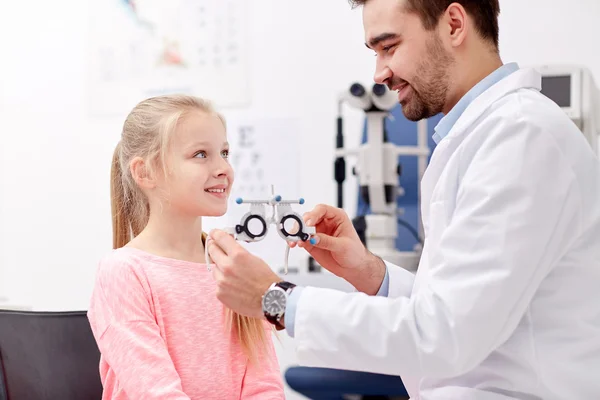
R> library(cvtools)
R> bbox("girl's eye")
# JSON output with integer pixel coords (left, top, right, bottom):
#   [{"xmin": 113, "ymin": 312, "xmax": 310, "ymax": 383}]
[
  {"xmin": 221, "ymin": 150, "xmax": 229, "ymax": 158},
  {"xmin": 194, "ymin": 151, "xmax": 207, "ymax": 158}
]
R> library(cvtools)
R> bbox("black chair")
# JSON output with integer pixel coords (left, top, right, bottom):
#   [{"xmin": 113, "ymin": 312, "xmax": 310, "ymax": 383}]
[{"xmin": 0, "ymin": 310, "xmax": 103, "ymax": 400}]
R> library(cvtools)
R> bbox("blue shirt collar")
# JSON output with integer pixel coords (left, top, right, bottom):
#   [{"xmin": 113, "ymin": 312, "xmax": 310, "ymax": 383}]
[{"xmin": 432, "ymin": 62, "xmax": 520, "ymax": 144}]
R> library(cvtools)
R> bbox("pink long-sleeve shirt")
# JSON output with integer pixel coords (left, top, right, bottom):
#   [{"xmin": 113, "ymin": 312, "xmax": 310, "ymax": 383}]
[{"xmin": 87, "ymin": 246, "xmax": 285, "ymax": 400}]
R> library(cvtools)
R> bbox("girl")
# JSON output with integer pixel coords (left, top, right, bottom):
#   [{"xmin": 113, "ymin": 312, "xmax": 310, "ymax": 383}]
[{"xmin": 87, "ymin": 95, "xmax": 285, "ymax": 399}]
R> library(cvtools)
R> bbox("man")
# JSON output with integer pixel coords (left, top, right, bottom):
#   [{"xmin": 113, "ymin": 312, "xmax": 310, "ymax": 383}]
[{"xmin": 207, "ymin": 0, "xmax": 600, "ymax": 398}]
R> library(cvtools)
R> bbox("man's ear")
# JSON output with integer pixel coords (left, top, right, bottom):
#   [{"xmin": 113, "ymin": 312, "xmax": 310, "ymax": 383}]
[
  {"xmin": 443, "ymin": 3, "xmax": 468, "ymax": 48},
  {"xmin": 130, "ymin": 157, "xmax": 156, "ymax": 189}
]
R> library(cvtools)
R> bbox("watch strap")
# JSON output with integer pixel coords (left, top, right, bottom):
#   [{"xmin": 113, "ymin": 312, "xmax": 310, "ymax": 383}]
[
  {"xmin": 276, "ymin": 281, "xmax": 296, "ymax": 292},
  {"xmin": 265, "ymin": 314, "xmax": 285, "ymax": 331}
]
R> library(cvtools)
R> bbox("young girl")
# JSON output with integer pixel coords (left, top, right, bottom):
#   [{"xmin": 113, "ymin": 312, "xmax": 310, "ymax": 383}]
[{"xmin": 87, "ymin": 95, "xmax": 285, "ymax": 399}]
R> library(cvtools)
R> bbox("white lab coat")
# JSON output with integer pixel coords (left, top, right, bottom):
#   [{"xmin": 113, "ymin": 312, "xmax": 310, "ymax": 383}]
[{"xmin": 293, "ymin": 68, "xmax": 600, "ymax": 399}]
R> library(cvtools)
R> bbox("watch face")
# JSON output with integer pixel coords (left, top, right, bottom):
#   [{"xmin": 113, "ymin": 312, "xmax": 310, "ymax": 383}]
[{"xmin": 262, "ymin": 288, "xmax": 287, "ymax": 315}]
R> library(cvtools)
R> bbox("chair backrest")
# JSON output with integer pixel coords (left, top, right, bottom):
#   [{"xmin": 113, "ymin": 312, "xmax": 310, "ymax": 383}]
[{"xmin": 0, "ymin": 309, "xmax": 103, "ymax": 400}]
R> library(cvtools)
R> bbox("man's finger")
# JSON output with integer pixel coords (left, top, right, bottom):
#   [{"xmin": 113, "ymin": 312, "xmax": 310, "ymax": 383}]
[
  {"xmin": 296, "ymin": 239, "xmax": 310, "ymax": 249},
  {"xmin": 309, "ymin": 233, "xmax": 341, "ymax": 252},
  {"xmin": 303, "ymin": 204, "xmax": 330, "ymax": 226},
  {"xmin": 295, "ymin": 234, "xmax": 321, "ymax": 250},
  {"xmin": 208, "ymin": 229, "xmax": 239, "ymax": 255},
  {"xmin": 205, "ymin": 240, "xmax": 225, "ymax": 283},
  {"xmin": 207, "ymin": 239, "xmax": 228, "ymax": 267},
  {"xmin": 211, "ymin": 258, "xmax": 225, "ymax": 281}
]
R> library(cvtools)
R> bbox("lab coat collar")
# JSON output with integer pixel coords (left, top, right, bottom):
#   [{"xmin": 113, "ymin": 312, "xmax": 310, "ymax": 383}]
[
  {"xmin": 433, "ymin": 62, "xmax": 520, "ymax": 144},
  {"xmin": 446, "ymin": 67, "xmax": 542, "ymax": 142},
  {"xmin": 419, "ymin": 67, "xmax": 542, "ymax": 210}
]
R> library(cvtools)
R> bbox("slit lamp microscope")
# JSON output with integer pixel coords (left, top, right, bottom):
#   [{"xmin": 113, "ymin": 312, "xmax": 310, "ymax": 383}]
[{"xmin": 334, "ymin": 82, "xmax": 431, "ymax": 272}]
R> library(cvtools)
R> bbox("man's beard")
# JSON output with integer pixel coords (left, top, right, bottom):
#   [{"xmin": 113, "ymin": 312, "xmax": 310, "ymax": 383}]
[{"xmin": 394, "ymin": 35, "xmax": 454, "ymax": 121}]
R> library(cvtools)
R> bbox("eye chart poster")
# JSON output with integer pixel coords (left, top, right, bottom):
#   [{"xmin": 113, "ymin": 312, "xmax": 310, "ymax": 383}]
[{"xmin": 88, "ymin": 0, "xmax": 250, "ymax": 116}]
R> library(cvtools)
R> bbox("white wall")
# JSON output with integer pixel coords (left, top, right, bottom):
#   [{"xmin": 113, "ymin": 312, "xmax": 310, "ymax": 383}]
[
  {"xmin": 1, "ymin": 0, "xmax": 599, "ymax": 398},
  {"xmin": 3, "ymin": 0, "xmax": 600, "ymax": 309},
  {"xmin": 0, "ymin": 0, "xmax": 373, "ymax": 310}
]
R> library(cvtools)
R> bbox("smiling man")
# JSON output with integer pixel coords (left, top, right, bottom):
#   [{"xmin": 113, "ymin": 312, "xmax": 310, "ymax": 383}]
[{"xmin": 207, "ymin": 1, "xmax": 600, "ymax": 399}]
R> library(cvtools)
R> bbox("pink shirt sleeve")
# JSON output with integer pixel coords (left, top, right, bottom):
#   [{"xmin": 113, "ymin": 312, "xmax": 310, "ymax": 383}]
[
  {"xmin": 87, "ymin": 258, "xmax": 191, "ymax": 400},
  {"xmin": 240, "ymin": 324, "xmax": 286, "ymax": 399}
]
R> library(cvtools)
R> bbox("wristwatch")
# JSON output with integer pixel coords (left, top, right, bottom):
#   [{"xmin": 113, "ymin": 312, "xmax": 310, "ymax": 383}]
[{"xmin": 262, "ymin": 281, "xmax": 296, "ymax": 331}]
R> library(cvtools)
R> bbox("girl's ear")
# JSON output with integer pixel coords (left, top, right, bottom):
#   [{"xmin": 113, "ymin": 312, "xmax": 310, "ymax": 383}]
[{"xmin": 130, "ymin": 157, "xmax": 156, "ymax": 189}]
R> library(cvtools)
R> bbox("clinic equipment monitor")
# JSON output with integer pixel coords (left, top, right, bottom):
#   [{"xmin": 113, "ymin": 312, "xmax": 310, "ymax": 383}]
[
  {"xmin": 535, "ymin": 65, "xmax": 599, "ymax": 154},
  {"xmin": 541, "ymin": 75, "xmax": 572, "ymax": 108}
]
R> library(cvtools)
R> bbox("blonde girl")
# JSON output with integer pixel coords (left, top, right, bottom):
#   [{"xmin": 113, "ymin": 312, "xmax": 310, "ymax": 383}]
[{"xmin": 87, "ymin": 95, "xmax": 284, "ymax": 399}]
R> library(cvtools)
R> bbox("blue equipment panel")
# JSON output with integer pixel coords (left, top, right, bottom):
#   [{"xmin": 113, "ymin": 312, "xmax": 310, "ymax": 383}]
[{"xmin": 357, "ymin": 105, "xmax": 443, "ymax": 251}]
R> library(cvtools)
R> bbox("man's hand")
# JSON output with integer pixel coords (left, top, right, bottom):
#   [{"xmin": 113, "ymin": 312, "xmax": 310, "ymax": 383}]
[
  {"xmin": 207, "ymin": 229, "xmax": 281, "ymax": 319},
  {"xmin": 290, "ymin": 204, "xmax": 386, "ymax": 295}
]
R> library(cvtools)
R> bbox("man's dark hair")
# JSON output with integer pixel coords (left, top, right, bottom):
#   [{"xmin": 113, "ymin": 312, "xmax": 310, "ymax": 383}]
[{"xmin": 350, "ymin": 0, "xmax": 500, "ymax": 49}]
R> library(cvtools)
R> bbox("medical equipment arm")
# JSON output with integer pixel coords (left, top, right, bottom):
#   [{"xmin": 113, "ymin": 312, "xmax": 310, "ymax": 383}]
[
  {"xmin": 335, "ymin": 82, "xmax": 429, "ymax": 272},
  {"xmin": 292, "ymin": 116, "xmax": 582, "ymax": 379}
]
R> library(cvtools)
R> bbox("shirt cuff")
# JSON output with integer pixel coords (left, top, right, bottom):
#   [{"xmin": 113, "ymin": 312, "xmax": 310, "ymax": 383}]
[
  {"xmin": 375, "ymin": 265, "xmax": 390, "ymax": 297},
  {"xmin": 284, "ymin": 286, "xmax": 304, "ymax": 338}
]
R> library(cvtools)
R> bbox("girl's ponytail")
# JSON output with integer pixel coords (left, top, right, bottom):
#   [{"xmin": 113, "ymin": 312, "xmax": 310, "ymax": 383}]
[{"xmin": 111, "ymin": 142, "xmax": 130, "ymax": 249}]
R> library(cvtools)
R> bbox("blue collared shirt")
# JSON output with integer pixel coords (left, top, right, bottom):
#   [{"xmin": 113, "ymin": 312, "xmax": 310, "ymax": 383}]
[{"xmin": 284, "ymin": 62, "xmax": 520, "ymax": 337}]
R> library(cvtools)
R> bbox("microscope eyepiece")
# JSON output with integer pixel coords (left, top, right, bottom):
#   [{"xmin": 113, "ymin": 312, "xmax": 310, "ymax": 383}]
[
  {"xmin": 372, "ymin": 83, "xmax": 387, "ymax": 97},
  {"xmin": 350, "ymin": 83, "xmax": 366, "ymax": 97},
  {"xmin": 371, "ymin": 83, "xmax": 398, "ymax": 111}
]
